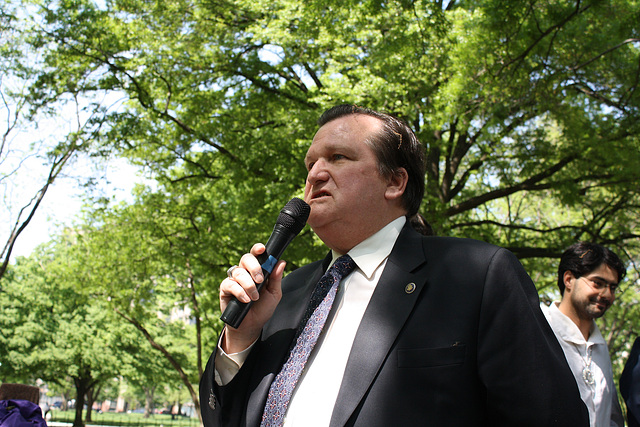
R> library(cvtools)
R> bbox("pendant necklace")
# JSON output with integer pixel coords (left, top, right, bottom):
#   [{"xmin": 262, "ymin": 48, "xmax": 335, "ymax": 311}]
[{"xmin": 576, "ymin": 344, "xmax": 595, "ymax": 386}]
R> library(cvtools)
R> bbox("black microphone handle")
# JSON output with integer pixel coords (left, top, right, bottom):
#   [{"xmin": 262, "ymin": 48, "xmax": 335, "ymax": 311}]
[{"xmin": 220, "ymin": 227, "xmax": 296, "ymax": 329}]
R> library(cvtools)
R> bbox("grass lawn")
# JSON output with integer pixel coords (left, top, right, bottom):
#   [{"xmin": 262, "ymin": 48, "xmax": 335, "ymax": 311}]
[{"xmin": 49, "ymin": 410, "xmax": 199, "ymax": 426}]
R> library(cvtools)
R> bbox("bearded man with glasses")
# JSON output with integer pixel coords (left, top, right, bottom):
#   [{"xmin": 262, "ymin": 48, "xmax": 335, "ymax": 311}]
[{"xmin": 541, "ymin": 241, "xmax": 627, "ymax": 427}]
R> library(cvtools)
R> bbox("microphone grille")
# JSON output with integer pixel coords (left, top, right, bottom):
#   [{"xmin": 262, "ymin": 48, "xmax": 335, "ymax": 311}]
[{"xmin": 277, "ymin": 198, "xmax": 310, "ymax": 235}]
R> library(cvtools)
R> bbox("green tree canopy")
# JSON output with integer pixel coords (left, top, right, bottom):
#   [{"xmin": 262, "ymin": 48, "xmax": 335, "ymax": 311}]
[
  {"xmin": 0, "ymin": 240, "xmax": 131, "ymax": 427},
  {"xmin": 15, "ymin": 0, "xmax": 637, "ymax": 257},
  {"xmin": 2, "ymin": 0, "xmax": 639, "ymax": 416}
]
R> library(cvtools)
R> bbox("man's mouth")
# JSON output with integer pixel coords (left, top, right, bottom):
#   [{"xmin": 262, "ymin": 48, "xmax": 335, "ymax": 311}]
[
  {"xmin": 593, "ymin": 299, "xmax": 610, "ymax": 310},
  {"xmin": 311, "ymin": 191, "xmax": 331, "ymax": 200}
]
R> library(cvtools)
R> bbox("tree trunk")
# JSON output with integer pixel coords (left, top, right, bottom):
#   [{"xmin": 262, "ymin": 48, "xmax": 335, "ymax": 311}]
[
  {"xmin": 144, "ymin": 386, "xmax": 155, "ymax": 418},
  {"xmin": 85, "ymin": 384, "xmax": 101, "ymax": 423},
  {"xmin": 73, "ymin": 375, "xmax": 92, "ymax": 427}
]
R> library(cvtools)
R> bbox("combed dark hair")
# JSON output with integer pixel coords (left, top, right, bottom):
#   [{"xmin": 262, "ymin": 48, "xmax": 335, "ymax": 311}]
[
  {"xmin": 557, "ymin": 241, "xmax": 626, "ymax": 295},
  {"xmin": 318, "ymin": 104, "xmax": 427, "ymax": 221}
]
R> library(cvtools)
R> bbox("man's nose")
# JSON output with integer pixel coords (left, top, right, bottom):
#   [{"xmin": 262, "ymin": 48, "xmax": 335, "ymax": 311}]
[{"xmin": 307, "ymin": 159, "xmax": 329, "ymax": 184}]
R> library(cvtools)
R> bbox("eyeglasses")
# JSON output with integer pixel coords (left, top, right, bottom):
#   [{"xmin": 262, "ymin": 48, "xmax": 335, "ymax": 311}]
[{"xmin": 580, "ymin": 276, "xmax": 618, "ymax": 294}]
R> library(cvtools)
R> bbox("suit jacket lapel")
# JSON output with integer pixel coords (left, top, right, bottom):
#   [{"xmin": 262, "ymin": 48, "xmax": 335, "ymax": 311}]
[{"xmin": 330, "ymin": 225, "xmax": 429, "ymax": 427}]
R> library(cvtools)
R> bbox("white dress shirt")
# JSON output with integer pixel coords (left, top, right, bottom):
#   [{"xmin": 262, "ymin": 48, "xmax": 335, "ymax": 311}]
[
  {"xmin": 541, "ymin": 302, "xmax": 622, "ymax": 427},
  {"xmin": 215, "ymin": 216, "xmax": 406, "ymax": 426}
]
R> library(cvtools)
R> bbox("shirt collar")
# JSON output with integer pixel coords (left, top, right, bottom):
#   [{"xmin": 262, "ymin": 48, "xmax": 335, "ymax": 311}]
[
  {"xmin": 330, "ymin": 216, "xmax": 406, "ymax": 280},
  {"xmin": 548, "ymin": 301, "xmax": 606, "ymax": 345}
]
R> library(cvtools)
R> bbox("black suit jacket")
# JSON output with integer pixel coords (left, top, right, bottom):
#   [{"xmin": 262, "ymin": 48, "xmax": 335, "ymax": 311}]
[
  {"xmin": 621, "ymin": 336, "xmax": 640, "ymax": 427},
  {"xmin": 200, "ymin": 225, "xmax": 588, "ymax": 426}
]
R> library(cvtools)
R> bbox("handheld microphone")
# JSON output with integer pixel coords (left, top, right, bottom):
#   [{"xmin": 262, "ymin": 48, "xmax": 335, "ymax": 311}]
[{"xmin": 220, "ymin": 197, "xmax": 310, "ymax": 329}]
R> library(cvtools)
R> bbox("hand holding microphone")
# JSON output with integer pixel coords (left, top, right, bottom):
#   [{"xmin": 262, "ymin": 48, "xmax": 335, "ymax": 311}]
[{"xmin": 220, "ymin": 198, "xmax": 310, "ymax": 330}]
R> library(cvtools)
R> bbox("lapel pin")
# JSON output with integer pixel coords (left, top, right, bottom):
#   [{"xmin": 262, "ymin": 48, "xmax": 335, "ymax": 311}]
[{"xmin": 405, "ymin": 283, "xmax": 416, "ymax": 294}]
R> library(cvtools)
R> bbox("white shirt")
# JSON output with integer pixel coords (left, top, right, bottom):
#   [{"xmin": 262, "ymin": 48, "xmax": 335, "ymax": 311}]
[
  {"xmin": 541, "ymin": 302, "xmax": 622, "ymax": 427},
  {"xmin": 215, "ymin": 216, "xmax": 406, "ymax": 426}
]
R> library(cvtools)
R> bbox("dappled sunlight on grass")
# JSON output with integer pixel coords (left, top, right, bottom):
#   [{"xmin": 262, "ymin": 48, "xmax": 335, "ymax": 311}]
[{"xmin": 49, "ymin": 410, "xmax": 199, "ymax": 427}]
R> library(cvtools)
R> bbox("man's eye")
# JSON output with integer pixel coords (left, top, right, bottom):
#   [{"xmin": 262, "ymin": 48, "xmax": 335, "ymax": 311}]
[
  {"xmin": 333, "ymin": 154, "xmax": 346, "ymax": 161},
  {"xmin": 307, "ymin": 162, "xmax": 315, "ymax": 170}
]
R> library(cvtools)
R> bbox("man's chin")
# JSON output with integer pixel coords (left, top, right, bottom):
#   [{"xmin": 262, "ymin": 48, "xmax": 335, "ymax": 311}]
[
  {"xmin": 588, "ymin": 305, "xmax": 608, "ymax": 319},
  {"xmin": 307, "ymin": 205, "xmax": 334, "ymax": 226},
  {"xmin": 306, "ymin": 216, "xmax": 327, "ymax": 235}
]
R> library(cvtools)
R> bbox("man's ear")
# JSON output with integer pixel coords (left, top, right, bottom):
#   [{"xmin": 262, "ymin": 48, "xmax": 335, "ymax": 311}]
[
  {"xmin": 385, "ymin": 167, "xmax": 408, "ymax": 201},
  {"xmin": 563, "ymin": 270, "xmax": 576, "ymax": 294}
]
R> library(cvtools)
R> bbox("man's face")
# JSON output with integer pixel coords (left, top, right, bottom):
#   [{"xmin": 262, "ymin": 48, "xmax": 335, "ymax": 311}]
[
  {"xmin": 568, "ymin": 263, "xmax": 618, "ymax": 320},
  {"xmin": 303, "ymin": 114, "xmax": 394, "ymax": 249}
]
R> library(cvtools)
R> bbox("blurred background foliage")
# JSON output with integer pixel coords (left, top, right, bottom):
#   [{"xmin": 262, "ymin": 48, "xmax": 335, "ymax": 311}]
[{"xmin": 1, "ymin": 0, "xmax": 639, "ymax": 425}]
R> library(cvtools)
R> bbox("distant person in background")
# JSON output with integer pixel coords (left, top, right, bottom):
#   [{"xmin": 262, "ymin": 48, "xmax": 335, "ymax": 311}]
[
  {"xmin": 541, "ymin": 241, "xmax": 626, "ymax": 427},
  {"xmin": 41, "ymin": 401, "xmax": 50, "ymax": 421},
  {"xmin": 620, "ymin": 336, "xmax": 640, "ymax": 427}
]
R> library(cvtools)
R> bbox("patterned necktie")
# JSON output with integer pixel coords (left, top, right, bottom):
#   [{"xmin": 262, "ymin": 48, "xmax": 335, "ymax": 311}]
[{"xmin": 261, "ymin": 254, "xmax": 356, "ymax": 427}]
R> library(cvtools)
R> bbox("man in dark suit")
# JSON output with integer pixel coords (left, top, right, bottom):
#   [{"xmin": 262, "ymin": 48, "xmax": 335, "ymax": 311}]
[
  {"xmin": 200, "ymin": 105, "xmax": 588, "ymax": 426},
  {"xmin": 621, "ymin": 336, "xmax": 640, "ymax": 427}
]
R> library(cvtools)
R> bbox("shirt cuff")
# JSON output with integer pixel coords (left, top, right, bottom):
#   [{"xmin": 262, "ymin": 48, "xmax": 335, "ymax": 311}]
[{"xmin": 214, "ymin": 328, "xmax": 258, "ymax": 386}]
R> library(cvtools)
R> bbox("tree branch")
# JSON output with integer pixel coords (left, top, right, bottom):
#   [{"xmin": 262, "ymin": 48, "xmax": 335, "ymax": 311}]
[{"xmin": 445, "ymin": 154, "xmax": 578, "ymax": 216}]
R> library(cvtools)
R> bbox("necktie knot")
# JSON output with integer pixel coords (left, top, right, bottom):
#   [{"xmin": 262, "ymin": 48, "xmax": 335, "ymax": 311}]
[
  {"xmin": 318, "ymin": 254, "xmax": 356, "ymax": 297},
  {"xmin": 332, "ymin": 254, "xmax": 357, "ymax": 279}
]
